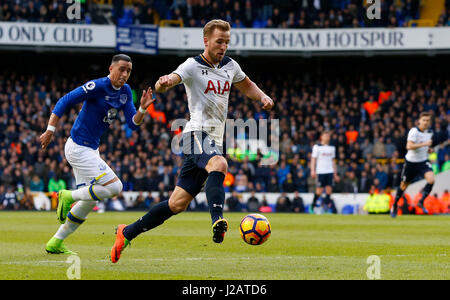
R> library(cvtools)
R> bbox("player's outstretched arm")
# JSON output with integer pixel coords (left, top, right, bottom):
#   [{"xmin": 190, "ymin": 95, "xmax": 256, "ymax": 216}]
[
  {"xmin": 406, "ymin": 140, "xmax": 432, "ymax": 150},
  {"xmin": 234, "ymin": 77, "xmax": 274, "ymax": 110},
  {"xmin": 40, "ymin": 82, "xmax": 91, "ymax": 149},
  {"xmin": 40, "ymin": 113, "xmax": 60, "ymax": 150},
  {"xmin": 155, "ymin": 74, "xmax": 181, "ymax": 93}
]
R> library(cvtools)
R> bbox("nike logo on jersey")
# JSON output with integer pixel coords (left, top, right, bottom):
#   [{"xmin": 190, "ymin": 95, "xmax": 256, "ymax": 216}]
[{"xmin": 204, "ymin": 80, "xmax": 230, "ymax": 95}]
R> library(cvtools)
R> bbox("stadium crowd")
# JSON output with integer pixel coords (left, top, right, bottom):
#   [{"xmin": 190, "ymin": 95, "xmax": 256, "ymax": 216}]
[
  {"xmin": 0, "ymin": 54, "xmax": 449, "ymax": 213},
  {"xmin": 2, "ymin": 0, "xmax": 446, "ymax": 28}
]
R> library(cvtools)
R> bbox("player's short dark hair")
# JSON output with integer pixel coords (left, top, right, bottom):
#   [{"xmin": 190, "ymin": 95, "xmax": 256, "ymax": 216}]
[{"xmin": 111, "ymin": 54, "xmax": 132, "ymax": 64}]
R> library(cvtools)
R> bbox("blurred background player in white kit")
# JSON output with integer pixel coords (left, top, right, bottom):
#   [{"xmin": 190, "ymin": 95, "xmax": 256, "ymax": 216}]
[
  {"xmin": 310, "ymin": 131, "xmax": 338, "ymax": 214},
  {"xmin": 391, "ymin": 112, "xmax": 442, "ymax": 217}
]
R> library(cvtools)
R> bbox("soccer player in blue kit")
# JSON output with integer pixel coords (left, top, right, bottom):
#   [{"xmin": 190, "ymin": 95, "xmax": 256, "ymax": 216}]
[{"xmin": 40, "ymin": 54, "xmax": 155, "ymax": 254}]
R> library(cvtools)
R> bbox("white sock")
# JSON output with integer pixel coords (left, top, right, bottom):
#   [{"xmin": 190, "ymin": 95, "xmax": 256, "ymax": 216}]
[
  {"xmin": 54, "ymin": 221, "xmax": 79, "ymax": 240},
  {"xmin": 72, "ymin": 185, "xmax": 91, "ymax": 201},
  {"xmin": 54, "ymin": 200, "xmax": 97, "ymax": 240}
]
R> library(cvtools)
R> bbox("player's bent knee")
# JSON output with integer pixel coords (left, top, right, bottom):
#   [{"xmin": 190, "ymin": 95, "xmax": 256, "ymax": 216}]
[
  {"xmin": 425, "ymin": 173, "xmax": 435, "ymax": 184},
  {"xmin": 208, "ymin": 156, "xmax": 228, "ymax": 174},
  {"xmin": 168, "ymin": 199, "xmax": 189, "ymax": 214},
  {"xmin": 104, "ymin": 179, "xmax": 123, "ymax": 197},
  {"xmin": 400, "ymin": 182, "xmax": 408, "ymax": 190}
]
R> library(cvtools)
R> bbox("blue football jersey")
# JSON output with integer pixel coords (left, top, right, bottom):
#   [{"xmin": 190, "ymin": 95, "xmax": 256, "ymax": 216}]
[{"xmin": 52, "ymin": 76, "xmax": 139, "ymax": 150}]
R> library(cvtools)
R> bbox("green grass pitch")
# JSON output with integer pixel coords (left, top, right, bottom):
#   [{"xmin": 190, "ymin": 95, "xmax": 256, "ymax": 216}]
[{"xmin": 0, "ymin": 211, "xmax": 448, "ymax": 280}]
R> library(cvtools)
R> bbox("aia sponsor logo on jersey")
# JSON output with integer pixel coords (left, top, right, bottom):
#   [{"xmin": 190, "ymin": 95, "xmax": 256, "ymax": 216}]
[
  {"xmin": 204, "ymin": 80, "xmax": 230, "ymax": 95},
  {"xmin": 321, "ymin": 153, "xmax": 333, "ymax": 157}
]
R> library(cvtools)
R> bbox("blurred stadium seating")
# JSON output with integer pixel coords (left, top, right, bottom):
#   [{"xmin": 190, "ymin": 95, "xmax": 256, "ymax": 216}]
[
  {"xmin": 2, "ymin": 0, "xmax": 449, "ymax": 27},
  {"xmin": 0, "ymin": 1, "xmax": 448, "ymax": 213}
]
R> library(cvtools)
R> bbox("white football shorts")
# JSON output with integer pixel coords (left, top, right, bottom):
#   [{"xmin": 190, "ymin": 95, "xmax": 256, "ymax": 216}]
[{"xmin": 64, "ymin": 137, "xmax": 117, "ymax": 188}]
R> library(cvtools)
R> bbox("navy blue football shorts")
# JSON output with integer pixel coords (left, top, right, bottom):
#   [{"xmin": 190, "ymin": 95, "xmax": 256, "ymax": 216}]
[
  {"xmin": 317, "ymin": 173, "xmax": 334, "ymax": 188},
  {"xmin": 400, "ymin": 160, "xmax": 433, "ymax": 183},
  {"xmin": 176, "ymin": 131, "xmax": 223, "ymax": 198}
]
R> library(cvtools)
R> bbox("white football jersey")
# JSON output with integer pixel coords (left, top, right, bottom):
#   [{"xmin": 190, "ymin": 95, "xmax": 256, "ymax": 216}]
[
  {"xmin": 311, "ymin": 144, "xmax": 336, "ymax": 174},
  {"xmin": 405, "ymin": 127, "xmax": 433, "ymax": 162},
  {"xmin": 172, "ymin": 54, "xmax": 246, "ymax": 146}
]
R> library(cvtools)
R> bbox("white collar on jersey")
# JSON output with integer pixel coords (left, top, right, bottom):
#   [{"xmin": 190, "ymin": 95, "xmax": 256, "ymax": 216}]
[{"xmin": 107, "ymin": 75, "xmax": 121, "ymax": 91}]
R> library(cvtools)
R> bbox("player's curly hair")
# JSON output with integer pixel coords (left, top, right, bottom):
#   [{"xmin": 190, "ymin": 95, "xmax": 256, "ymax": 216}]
[{"xmin": 203, "ymin": 19, "xmax": 231, "ymax": 38}]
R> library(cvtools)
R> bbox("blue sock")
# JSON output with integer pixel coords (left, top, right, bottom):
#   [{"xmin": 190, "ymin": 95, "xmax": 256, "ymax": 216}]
[
  {"xmin": 205, "ymin": 171, "xmax": 225, "ymax": 225},
  {"xmin": 123, "ymin": 200, "xmax": 174, "ymax": 241}
]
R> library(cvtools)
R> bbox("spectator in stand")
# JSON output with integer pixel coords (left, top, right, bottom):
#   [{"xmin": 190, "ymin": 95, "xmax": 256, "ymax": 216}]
[
  {"xmin": 292, "ymin": 191, "xmax": 305, "ymax": 213},
  {"xmin": 47, "ymin": 174, "xmax": 66, "ymax": 193},
  {"xmin": 225, "ymin": 190, "xmax": 243, "ymax": 212},
  {"xmin": 1, "ymin": 185, "xmax": 19, "ymax": 210},
  {"xmin": 108, "ymin": 194, "xmax": 126, "ymax": 211},
  {"xmin": 29, "ymin": 175, "xmax": 44, "ymax": 192},
  {"xmin": 267, "ymin": 177, "xmax": 280, "ymax": 193},
  {"xmin": 276, "ymin": 161, "xmax": 290, "ymax": 187},
  {"xmin": 385, "ymin": 137, "xmax": 397, "ymax": 157},
  {"xmin": 294, "ymin": 169, "xmax": 308, "ymax": 192},
  {"xmin": 234, "ymin": 169, "xmax": 249, "ymax": 192},
  {"xmin": 275, "ymin": 192, "xmax": 291, "ymax": 212},
  {"xmin": 246, "ymin": 190, "xmax": 260, "ymax": 212},
  {"xmin": 373, "ymin": 137, "xmax": 387, "ymax": 158},
  {"xmin": 140, "ymin": 5, "xmax": 159, "ymax": 24},
  {"xmin": 345, "ymin": 125, "xmax": 358, "ymax": 144},
  {"xmin": 442, "ymin": 154, "xmax": 450, "ymax": 172},
  {"xmin": 259, "ymin": 196, "xmax": 272, "ymax": 213},
  {"xmin": 358, "ymin": 170, "xmax": 372, "ymax": 193},
  {"xmin": 121, "ymin": 173, "xmax": 134, "ymax": 192},
  {"xmin": 342, "ymin": 171, "xmax": 358, "ymax": 193},
  {"xmin": 129, "ymin": 192, "xmax": 149, "ymax": 211},
  {"xmin": 375, "ymin": 164, "xmax": 389, "ymax": 190},
  {"xmin": 0, "ymin": 185, "xmax": 6, "ymax": 209},
  {"xmin": 282, "ymin": 172, "xmax": 296, "ymax": 193}
]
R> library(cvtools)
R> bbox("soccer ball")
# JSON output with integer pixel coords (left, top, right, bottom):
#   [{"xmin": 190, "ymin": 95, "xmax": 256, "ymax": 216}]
[{"xmin": 239, "ymin": 214, "xmax": 271, "ymax": 245}]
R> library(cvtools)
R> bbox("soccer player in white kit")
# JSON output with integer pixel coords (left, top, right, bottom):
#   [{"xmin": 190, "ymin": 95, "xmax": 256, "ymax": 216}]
[
  {"xmin": 110, "ymin": 19, "xmax": 274, "ymax": 263},
  {"xmin": 310, "ymin": 131, "xmax": 338, "ymax": 214},
  {"xmin": 391, "ymin": 112, "xmax": 435, "ymax": 217}
]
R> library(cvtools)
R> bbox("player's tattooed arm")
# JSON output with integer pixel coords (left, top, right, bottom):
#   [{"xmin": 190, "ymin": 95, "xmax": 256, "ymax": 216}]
[
  {"xmin": 40, "ymin": 113, "xmax": 60, "ymax": 150},
  {"xmin": 155, "ymin": 74, "xmax": 181, "ymax": 93},
  {"xmin": 234, "ymin": 77, "xmax": 274, "ymax": 110}
]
